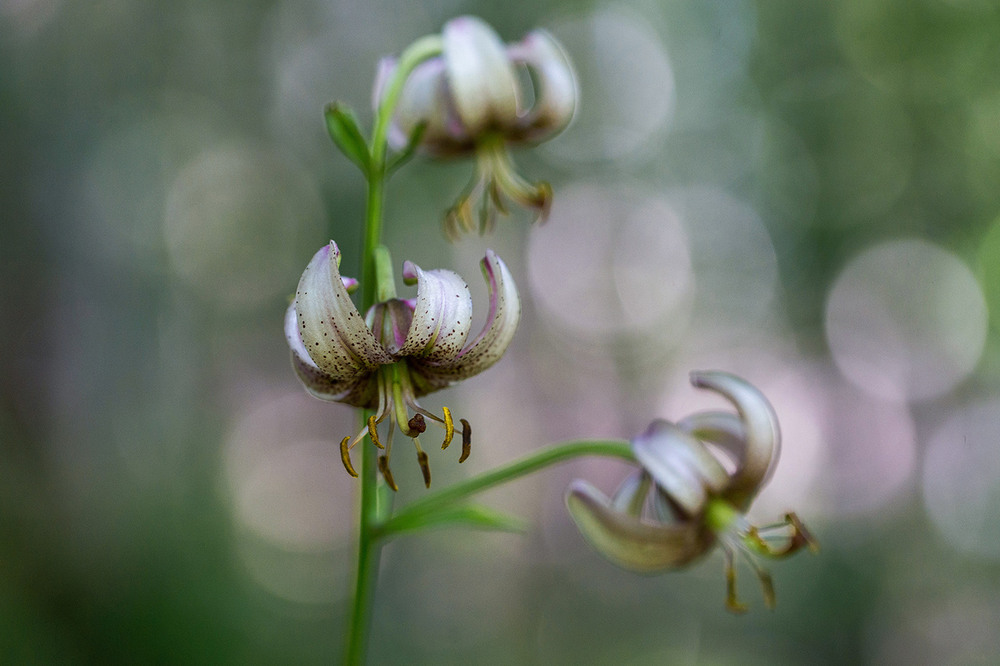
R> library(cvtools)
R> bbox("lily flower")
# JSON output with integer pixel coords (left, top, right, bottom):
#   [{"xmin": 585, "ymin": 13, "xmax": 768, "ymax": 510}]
[
  {"xmin": 285, "ymin": 241, "xmax": 520, "ymax": 489},
  {"xmin": 374, "ymin": 15, "xmax": 577, "ymax": 239},
  {"xmin": 566, "ymin": 371, "xmax": 817, "ymax": 612}
]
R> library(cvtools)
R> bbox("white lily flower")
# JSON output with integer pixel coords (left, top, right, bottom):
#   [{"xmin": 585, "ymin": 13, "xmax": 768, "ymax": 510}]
[
  {"xmin": 566, "ymin": 372, "xmax": 817, "ymax": 612},
  {"xmin": 285, "ymin": 241, "xmax": 520, "ymax": 489},
  {"xmin": 374, "ymin": 16, "xmax": 577, "ymax": 238}
]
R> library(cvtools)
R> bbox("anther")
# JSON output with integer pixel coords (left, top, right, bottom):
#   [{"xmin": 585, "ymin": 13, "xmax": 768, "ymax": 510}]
[
  {"xmin": 408, "ymin": 413, "xmax": 427, "ymax": 434},
  {"xmin": 340, "ymin": 436, "xmax": 358, "ymax": 478},
  {"xmin": 377, "ymin": 455, "xmax": 398, "ymax": 492},
  {"xmin": 459, "ymin": 418, "xmax": 472, "ymax": 463},
  {"xmin": 440, "ymin": 407, "xmax": 455, "ymax": 450},
  {"xmin": 724, "ymin": 551, "xmax": 748, "ymax": 614},
  {"xmin": 417, "ymin": 450, "xmax": 431, "ymax": 488},
  {"xmin": 367, "ymin": 415, "xmax": 384, "ymax": 449}
]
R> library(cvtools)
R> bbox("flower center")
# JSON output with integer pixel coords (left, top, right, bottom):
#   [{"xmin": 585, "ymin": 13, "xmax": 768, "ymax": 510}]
[{"xmin": 338, "ymin": 360, "xmax": 471, "ymax": 491}]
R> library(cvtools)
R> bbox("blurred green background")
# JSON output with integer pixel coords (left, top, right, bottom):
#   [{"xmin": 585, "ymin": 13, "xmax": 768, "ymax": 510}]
[{"xmin": 5, "ymin": 0, "xmax": 1000, "ymax": 663}]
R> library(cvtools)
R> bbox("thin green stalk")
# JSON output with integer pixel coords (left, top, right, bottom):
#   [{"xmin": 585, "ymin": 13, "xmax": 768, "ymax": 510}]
[
  {"xmin": 343, "ymin": 173, "xmax": 385, "ymax": 666},
  {"xmin": 377, "ymin": 440, "xmax": 633, "ymax": 538},
  {"xmin": 343, "ymin": 35, "xmax": 442, "ymax": 666}
]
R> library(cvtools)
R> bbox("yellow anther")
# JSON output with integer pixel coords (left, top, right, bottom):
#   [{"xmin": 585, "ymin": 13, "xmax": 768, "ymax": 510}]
[
  {"xmin": 340, "ymin": 436, "xmax": 358, "ymax": 478},
  {"xmin": 417, "ymin": 450, "xmax": 431, "ymax": 488},
  {"xmin": 377, "ymin": 455, "xmax": 398, "ymax": 492},
  {"xmin": 441, "ymin": 407, "xmax": 455, "ymax": 450},
  {"xmin": 367, "ymin": 415, "xmax": 384, "ymax": 449},
  {"xmin": 459, "ymin": 418, "xmax": 472, "ymax": 463}
]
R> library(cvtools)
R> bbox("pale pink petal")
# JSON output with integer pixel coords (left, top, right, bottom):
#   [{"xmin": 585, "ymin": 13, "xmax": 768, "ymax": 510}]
[
  {"xmin": 443, "ymin": 16, "xmax": 519, "ymax": 135},
  {"xmin": 566, "ymin": 480, "xmax": 715, "ymax": 572},
  {"xmin": 397, "ymin": 260, "xmax": 473, "ymax": 361},
  {"xmin": 294, "ymin": 242, "xmax": 394, "ymax": 382},
  {"xmin": 411, "ymin": 249, "xmax": 520, "ymax": 388},
  {"xmin": 632, "ymin": 420, "xmax": 730, "ymax": 517},
  {"xmin": 688, "ymin": 371, "xmax": 780, "ymax": 509},
  {"xmin": 508, "ymin": 29, "xmax": 576, "ymax": 142}
]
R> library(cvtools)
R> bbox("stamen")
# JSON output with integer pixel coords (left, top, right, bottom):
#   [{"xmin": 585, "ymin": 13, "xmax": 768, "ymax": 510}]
[
  {"xmin": 744, "ymin": 513, "xmax": 819, "ymax": 558},
  {"xmin": 408, "ymin": 413, "xmax": 427, "ymax": 434},
  {"xmin": 339, "ymin": 436, "xmax": 358, "ymax": 478},
  {"xmin": 459, "ymin": 418, "xmax": 472, "ymax": 463},
  {"xmin": 377, "ymin": 455, "xmax": 399, "ymax": 492},
  {"xmin": 723, "ymin": 549, "xmax": 748, "ymax": 614},
  {"xmin": 367, "ymin": 415, "xmax": 384, "ymax": 449},
  {"xmin": 417, "ymin": 450, "xmax": 431, "ymax": 488},
  {"xmin": 745, "ymin": 556, "xmax": 776, "ymax": 610},
  {"xmin": 441, "ymin": 407, "xmax": 455, "ymax": 450}
]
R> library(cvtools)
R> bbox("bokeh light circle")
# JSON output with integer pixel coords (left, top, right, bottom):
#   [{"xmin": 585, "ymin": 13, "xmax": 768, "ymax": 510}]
[
  {"xmin": 164, "ymin": 144, "xmax": 323, "ymax": 309},
  {"xmin": 825, "ymin": 239, "xmax": 987, "ymax": 402},
  {"xmin": 527, "ymin": 183, "xmax": 693, "ymax": 343},
  {"xmin": 923, "ymin": 399, "xmax": 1000, "ymax": 561},
  {"xmin": 543, "ymin": 5, "xmax": 675, "ymax": 164}
]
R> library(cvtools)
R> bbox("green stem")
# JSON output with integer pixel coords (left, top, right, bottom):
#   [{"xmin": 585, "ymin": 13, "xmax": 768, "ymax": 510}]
[
  {"xmin": 343, "ymin": 35, "xmax": 442, "ymax": 666},
  {"xmin": 377, "ymin": 440, "xmax": 634, "ymax": 538}
]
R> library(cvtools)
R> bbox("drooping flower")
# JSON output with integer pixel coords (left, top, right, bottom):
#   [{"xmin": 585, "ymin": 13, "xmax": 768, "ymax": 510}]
[
  {"xmin": 285, "ymin": 241, "xmax": 520, "ymax": 489},
  {"xmin": 566, "ymin": 371, "xmax": 817, "ymax": 612},
  {"xmin": 374, "ymin": 15, "xmax": 577, "ymax": 239}
]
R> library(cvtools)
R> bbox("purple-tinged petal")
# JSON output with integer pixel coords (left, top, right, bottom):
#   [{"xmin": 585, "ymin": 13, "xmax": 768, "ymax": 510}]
[
  {"xmin": 341, "ymin": 276, "xmax": 360, "ymax": 293},
  {"xmin": 384, "ymin": 57, "xmax": 471, "ymax": 155},
  {"xmin": 443, "ymin": 16, "xmax": 519, "ymax": 135},
  {"xmin": 285, "ymin": 303, "xmax": 375, "ymax": 404},
  {"xmin": 397, "ymin": 261, "xmax": 473, "ymax": 361},
  {"xmin": 508, "ymin": 29, "xmax": 576, "ymax": 142},
  {"xmin": 294, "ymin": 242, "xmax": 394, "ymax": 382},
  {"xmin": 610, "ymin": 469, "xmax": 651, "ymax": 516},
  {"xmin": 366, "ymin": 299, "xmax": 414, "ymax": 353},
  {"xmin": 688, "ymin": 371, "xmax": 780, "ymax": 508},
  {"xmin": 632, "ymin": 420, "xmax": 730, "ymax": 517},
  {"xmin": 566, "ymin": 480, "xmax": 715, "ymax": 572},
  {"xmin": 412, "ymin": 249, "xmax": 520, "ymax": 387}
]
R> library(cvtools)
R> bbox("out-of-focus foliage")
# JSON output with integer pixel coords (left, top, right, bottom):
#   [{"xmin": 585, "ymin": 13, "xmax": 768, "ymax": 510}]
[{"xmin": 4, "ymin": 0, "xmax": 1000, "ymax": 663}]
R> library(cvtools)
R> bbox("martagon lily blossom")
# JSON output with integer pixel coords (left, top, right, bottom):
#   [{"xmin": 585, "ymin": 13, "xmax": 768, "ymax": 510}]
[
  {"xmin": 285, "ymin": 241, "xmax": 520, "ymax": 489},
  {"xmin": 374, "ymin": 15, "xmax": 577, "ymax": 239},
  {"xmin": 566, "ymin": 371, "xmax": 817, "ymax": 612}
]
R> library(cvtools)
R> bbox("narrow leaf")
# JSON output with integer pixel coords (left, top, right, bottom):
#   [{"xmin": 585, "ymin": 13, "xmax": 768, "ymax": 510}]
[
  {"xmin": 386, "ymin": 121, "xmax": 427, "ymax": 175},
  {"xmin": 324, "ymin": 102, "xmax": 371, "ymax": 173},
  {"xmin": 379, "ymin": 503, "xmax": 524, "ymax": 539}
]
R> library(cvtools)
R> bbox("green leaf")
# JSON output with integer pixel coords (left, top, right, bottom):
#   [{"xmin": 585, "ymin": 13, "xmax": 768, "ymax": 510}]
[
  {"xmin": 386, "ymin": 120, "xmax": 427, "ymax": 175},
  {"xmin": 324, "ymin": 103, "xmax": 371, "ymax": 173},
  {"xmin": 378, "ymin": 503, "xmax": 524, "ymax": 539}
]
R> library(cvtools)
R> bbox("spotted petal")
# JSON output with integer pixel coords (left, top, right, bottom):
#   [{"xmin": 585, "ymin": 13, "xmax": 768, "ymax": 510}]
[
  {"xmin": 294, "ymin": 242, "xmax": 394, "ymax": 384},
  {"xmin": 411, "ymin": 249, "xmax": 520, "ymax": 388},
  {"xmin": 508, "ymin": 29, "xmax": 577, "ymax": 143},
  {"xmin": 285, "ymin": 303, "xmax": 374, "ymax": 405},
  {"xmin": 688, "ymin": 371, "xmax": 780, "ymax": 509},
  {"xmin": 398, "ymin": 260, "xmax": 473, "ymax": 362},
  {"xmin": 566, "ymin": 480, "xmax": 715, "ymax": 572},
  {"xmin": 443, "ymin": 16, "xmax": 519, "ymax": 136}
]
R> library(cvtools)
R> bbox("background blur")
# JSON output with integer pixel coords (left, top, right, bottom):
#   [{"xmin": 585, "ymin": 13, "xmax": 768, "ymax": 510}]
[{"xmin": 4, "ymin": 0, "xmax": 1000, "ymax": 663}]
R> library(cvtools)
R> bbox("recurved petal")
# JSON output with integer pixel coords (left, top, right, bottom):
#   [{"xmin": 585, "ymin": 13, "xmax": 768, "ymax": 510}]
[
  {"xmin": 397, "ymin": 260, "xmax": 473, "ymax": 361},
  {"xmin": 610, "ymin": 469, "xmax": 651, "ymax": 516},
  {"xmin": 385, "ymin": 57, "xmax": 470, "ymax": 155},
  {"xmin": 566, "ymin": 480, "xmax": 715, "ymax": 572},
  {"xmin": 443, "ymin": 16, "xmax": 519, "ymax": 135},
  {"xmin": 285, "ymin": 303, "xmax": 367, "ymax": 402},
  {"xmin": 632, "ymin": 420, "xmax": 730, "ymax": 517},
  {"xmin": 677, "ymin": 410, "xmax": 747, "ymax": 478},
  {"xmin": 688, "ymin": 371, "xmax": 780, "ymax": 508},
  {"xmin": 508, "ymin": 29, "xmax": 577, "ymax": 142},
  {"xmin": 417, "ymin": 250, "xmax": 520, "ymax": 388},
  {"xmin": 295, "ymin": 242, "xmax": 394, "ymax": 381}
]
